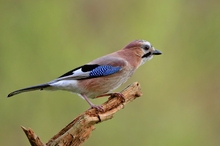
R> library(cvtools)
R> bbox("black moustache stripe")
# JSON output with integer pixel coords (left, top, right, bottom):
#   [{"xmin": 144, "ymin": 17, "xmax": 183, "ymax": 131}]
[{"xmin": 142, "ymin": 52, "xmax": 151, "ymax": 58}]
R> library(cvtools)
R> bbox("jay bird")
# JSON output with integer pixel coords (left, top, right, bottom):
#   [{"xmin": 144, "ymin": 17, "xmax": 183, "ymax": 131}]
[{"xmin": 7, "ymin": 40, "xmax": 162, "ymax": 110}]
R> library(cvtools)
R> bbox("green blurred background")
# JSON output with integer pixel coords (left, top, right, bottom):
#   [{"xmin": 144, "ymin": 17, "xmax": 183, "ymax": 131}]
[{"xmin": 1, "ymin": 0, "xmax": 220, "ymax": 145}]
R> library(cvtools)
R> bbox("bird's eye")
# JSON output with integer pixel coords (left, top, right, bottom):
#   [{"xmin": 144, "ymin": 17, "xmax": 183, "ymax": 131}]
[{"xmin": 143, "ymin": 45, "xmax": 150, "ymax": 50}]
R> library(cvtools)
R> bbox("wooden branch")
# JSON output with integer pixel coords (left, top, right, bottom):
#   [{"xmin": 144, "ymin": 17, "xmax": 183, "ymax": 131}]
[{"xmin": 22, "ymin": 82, "xmax": 142, "ymax": 146}]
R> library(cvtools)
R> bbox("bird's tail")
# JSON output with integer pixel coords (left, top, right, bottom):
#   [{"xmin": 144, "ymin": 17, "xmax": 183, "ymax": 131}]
[{"xmin": 7, "ymin": 83, "xmax": 51, "ymax": 97}]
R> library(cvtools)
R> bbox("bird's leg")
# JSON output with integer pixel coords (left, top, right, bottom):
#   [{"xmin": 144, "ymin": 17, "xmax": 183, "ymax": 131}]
[
  {"xmin": 96, "ymin": 92, "xmax": 125, "ymax": 102},
  {"xmin": 80, "ymin": 94, "xmax": 104, "ymax": 111}
]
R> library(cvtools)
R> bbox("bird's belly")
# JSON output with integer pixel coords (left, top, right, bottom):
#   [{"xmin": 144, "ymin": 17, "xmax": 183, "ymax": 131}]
[{"xmin": 78, "ymin": 72, "xmax": 132, "ymax": 98}]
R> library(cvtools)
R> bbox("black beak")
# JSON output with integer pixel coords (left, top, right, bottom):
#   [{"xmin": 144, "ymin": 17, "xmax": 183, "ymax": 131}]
[{"xmin": 152, "ymin": 49, "xmax": 162, "ymax": 55}]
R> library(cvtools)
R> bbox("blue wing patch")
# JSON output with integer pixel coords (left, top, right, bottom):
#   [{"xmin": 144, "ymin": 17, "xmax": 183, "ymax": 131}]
[{"xmin": 89, "ymin": 65, "xmax": 121, "ymax": 77}]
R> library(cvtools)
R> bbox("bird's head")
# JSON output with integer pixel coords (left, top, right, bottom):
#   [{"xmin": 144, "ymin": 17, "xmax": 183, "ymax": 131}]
[{"xmin": 124, "ymin": 40, "xmax": 162, "ymax": 65}]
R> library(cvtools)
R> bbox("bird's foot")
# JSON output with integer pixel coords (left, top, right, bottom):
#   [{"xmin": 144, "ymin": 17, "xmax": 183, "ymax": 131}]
[
  {"xmin": 90, "ymin": 104, "xmax": 104, "ymax": 112},
  {"xmin": 97, "ymin": 92, "xmax": 125, "ymax": 102},
  {"xmin": 109, "ymin": 93, "xmax": 125, "ymax": 102}
]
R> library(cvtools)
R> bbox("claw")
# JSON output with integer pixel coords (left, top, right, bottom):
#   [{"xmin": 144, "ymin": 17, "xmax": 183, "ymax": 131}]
[
  {"xmin": 90, "ymin": 104, "xmax": 104, "ymax": 112},
  {"xmin": 109, "ymin": 93, "xmax": 125, "ymax": 102},
  {"xmin": 96, "ymin": 92, "xmax": 125, "ymax": 102}
]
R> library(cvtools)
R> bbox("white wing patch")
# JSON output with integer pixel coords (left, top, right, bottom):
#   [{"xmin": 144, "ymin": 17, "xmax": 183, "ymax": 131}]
[
  {"xmin": 54, "ymin": 68, "xmax": 91, "ymax": 81},
  {"xmin": 72, "ymin": 68, "xmax": 90, "ymax": 78}
]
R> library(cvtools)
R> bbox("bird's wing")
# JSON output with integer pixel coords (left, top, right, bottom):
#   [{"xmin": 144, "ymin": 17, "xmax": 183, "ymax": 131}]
[
  {"xmin": 53, "ymin": 64, "xmax": 122, "ymax": 82},
  {"xmin": 50, "ymin": 54, "xmax": 127, "ymax": 82}
]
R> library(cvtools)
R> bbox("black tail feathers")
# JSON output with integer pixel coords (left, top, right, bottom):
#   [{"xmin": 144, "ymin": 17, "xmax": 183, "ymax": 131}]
[{"xmin": 7, "ymin": 83, "xmax": 50, "ymax": 97}]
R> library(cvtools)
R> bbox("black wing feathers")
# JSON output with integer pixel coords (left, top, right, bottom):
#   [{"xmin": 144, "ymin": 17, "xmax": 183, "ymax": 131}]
[{"xmin": 58, "ymin": 64, "xmax": 99, "ymax": 78}]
